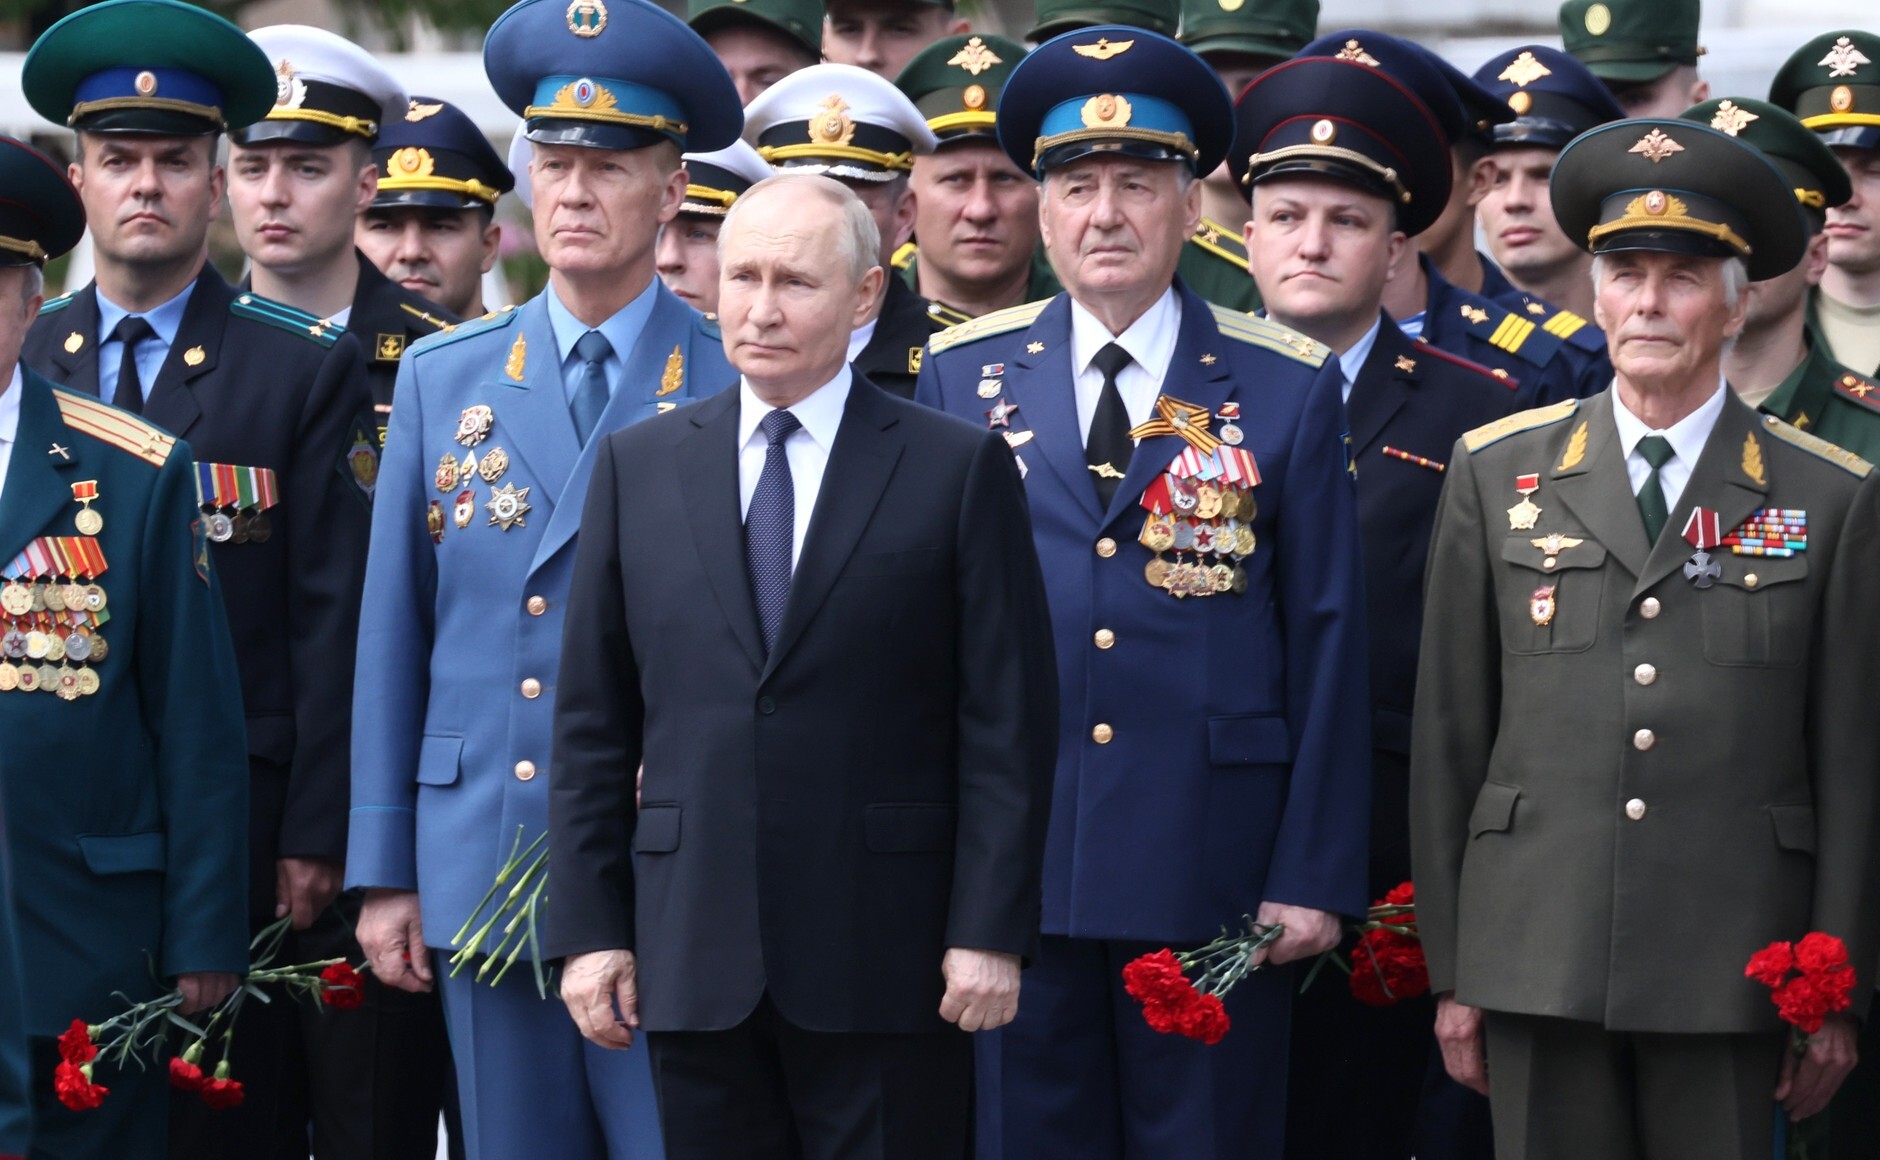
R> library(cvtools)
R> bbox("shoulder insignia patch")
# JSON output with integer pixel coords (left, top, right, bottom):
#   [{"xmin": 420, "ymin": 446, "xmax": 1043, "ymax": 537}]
[
  {"xmin": 1541, "ymin": 309, "xmax": 1588, "ymax": 340},
  {"xmin": 1188, "ymin": 218, "xmax": 1250, "ymax": 270},
  {"xmin": 1415, "ymin": 340, "xmax": 1521, "ymax": 391},
  {"xmin": 927, "ymin": 301, "xmax": 972, "ymax": 329},
  {"xmin": 1834, "ymin": 371, "xmax": 1880, "ymax": 413},
  {"xmin": 1207, "ymin": 305, "xmax": 1331, "ymax": 366},
  {"xmin": 1762, "ymin": 414, "xmax": 1874, "ymax": 477},
  {"xmin": 1462, "ymin": 398, "xmax": 1579, "ymax": 453},
  {"xmin": 928, "ymin": 298, "xmax": 1052, "ymax": 356},
  {"xmin": 398, "ymin": 301, "xmax": 454, "ymax": 333},
  {"xmin": 695, "ymin": 311, "xmax": 721, "ymax": 340},
  {"xmin": 231, "ymin": 292, "xmax": 342, "ymax": 347},
  {"xmin": 38, "ymin": 292, "xmax": 74, "ymax": 317},
  {"xmin": 53, "ymin": 388, "xmax": 176, "ymax": 467},
  {"xmin": 1456, "ymin": 296, "xmax": 1567, "ymax": 365},
  {"xmin": 891, "ymin": 241, "xmax": 918, "ymax": 271},
  {"xmin": 408, "ymin": 304, "xmax": 522, "ymax": 358}
]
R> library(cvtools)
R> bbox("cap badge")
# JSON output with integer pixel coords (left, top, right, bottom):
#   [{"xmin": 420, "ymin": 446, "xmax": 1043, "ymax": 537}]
[
  {"xmin": 1584, "ymin": 2, "xmax": 1611, "ymax": 36},
  {"xmin": 964, "ymin": 85, "xmax": 987, "ymax": 111},
  {"xmin": 63, "ymin": 332, "xmax": 83, "ymax": 354},
  {"xmin": 548, "ymin": 79, "xmax": 620, "ymax": 115},
  {"xmin": 407, "ymin": 100, "xmax": 444, "ymax": 122},
  {"xmin": 1642, "ymin": 189, "xmax": 1672, "ymax": 215},
  {"xmin": 810, "ymin": 94, "xmax": 857, "ymax": 145},
  {"xmin": 1072, "ymin": 38, "xmax": 1133, "ymax": 61},
  {"xmin": 390, "ymin": 148, "xmax": 436, "ymax": 178},
  {"xmin": 134, "ymin": 71, "xmax": 158, "ymax": 97},
  {"xmin": 1309, "ymin": 119, "xmax": 1337, "ymax": 145},
  {"xmin": 275, "ymin": 61, "xmax": 306, "ymax": 110},
  {"xmin": 1508, "ymin": 92, "xmax": 1532, "ymax": 115},
  {"xmin": 947, "ymin": 36, "xmax": 1003, "ymax": 77},
  {"xmin": 1335, "ymin": 39, "xmax": 1380, "ymax": 67},
  {"xmin": 1831, "ymin": 85, "xmax": 1856, "ymax": 113},
  {"xmin": 1081, "ymin": 94, "xmax": 1134, "ymax": 130},
  {"xmin": 1629, "ymin": 129, "xmax": 1685, "ymax": 163},
  {"xmin": 1499, "ymin": 51, "xmax": 1552, "ymax": 87},
  {"xmin": 1219, "ymin": 0, "xmax": 1245, "ymax": 9},
  {"xmin": 1820, "ymin": 36, "xmax": 1870, "ymax": 79},
  {"xmin": 1709, "ymin": 100, "xmax": 1758, "ymax": 136},
  {"xmin": 566, "ymin": 0, "xmax": 608, "ymax": 38}
]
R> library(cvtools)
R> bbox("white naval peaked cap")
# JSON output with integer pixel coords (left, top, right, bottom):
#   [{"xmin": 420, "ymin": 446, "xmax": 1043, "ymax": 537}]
[
  {"xmin": 236, "ymin": 25, "xmax": 406, "ymax": 145},
  {"xmin": 742, "ymin": 63, "xmax": 939, "ymax": 182}
]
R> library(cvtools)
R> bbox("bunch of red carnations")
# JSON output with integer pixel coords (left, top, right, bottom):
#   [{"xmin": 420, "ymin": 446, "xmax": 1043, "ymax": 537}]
[
  {"xmin": 1746, "ymin": 931, "xmax": 1857, "ymax": 1047},
  {"xmin": 1347, "ymin": 881, "xmax": 1428, "ymax": 1007},
  {"xmin": 1121, "ymin": 919, "xmax": 1284, "ymax": 1045}
]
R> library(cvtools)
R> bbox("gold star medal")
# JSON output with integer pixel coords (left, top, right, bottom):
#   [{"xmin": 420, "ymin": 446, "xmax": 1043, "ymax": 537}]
[{"xmin": 486, "ymin": 482, "xmax": 532, "ymax": 531}]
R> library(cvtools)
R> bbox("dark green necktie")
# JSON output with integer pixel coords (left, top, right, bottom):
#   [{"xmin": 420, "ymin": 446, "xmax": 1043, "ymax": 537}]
[{"xmin": 1636, "ymin": 435, "xmax": 1675, "ymax": 543}]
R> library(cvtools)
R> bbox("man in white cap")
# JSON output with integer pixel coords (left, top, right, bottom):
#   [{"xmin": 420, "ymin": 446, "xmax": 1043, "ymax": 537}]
[
  {"xmin": 656, "ymin": 140, "xmax": 774, "ymax": 315},
  {"xmin": 744, "ymin": 63, "xmax": 942, "ymax": 397}
]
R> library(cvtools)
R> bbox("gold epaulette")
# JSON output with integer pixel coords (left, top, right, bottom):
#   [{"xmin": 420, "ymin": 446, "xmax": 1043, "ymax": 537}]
[
  {"xmin": 1187, "ymin": 218, "xmax": 1249, "ymax": 270},
  {"xmin": 53, "ymin": 389, "xmax": 175, "ymax": 467},
  {"xmin": 1207, "ymin": 304, "xmax": 1330, "ymax": 366},
  {"xmin": 1462, "ymin": 398, "xmax": 1579, "ymax": 453},
  {"xmin": 1761, "ymin": 414, "xmax": 1874, "ymax": 477},
  {"xmin": 1833, "ymin": 370, "xmax": 1880, "ymax": 415},
  {"xmin": 926, "ymin": 300, "xmax": 972, "ymax": 329},
  {"xmin": 1542, "ymin": 309, "xmax": 1589, "ymax": 340},
  {"xmin": 891, "ymin": 241, "xmax": 918, "ymax": 271},
  {"xmin": 927, "ymin": 298, "xmax": 1052, "ymax": 356},
  {"xmin": 399, "ymin": 301, "xmax": 455, "ymax": 332}
]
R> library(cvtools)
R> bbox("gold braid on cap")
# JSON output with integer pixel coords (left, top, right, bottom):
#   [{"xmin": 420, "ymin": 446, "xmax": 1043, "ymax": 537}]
[
  {"xmin": 266, "ymin": 108, "xmax": 378, "ymax": 137},
  {"xmin": 68, "ymin": 96, "xmax": 225, "ymax": 128},
  {"xmin": 1586, "ymin": 192, "xmax": 1751, "ymax": 255},
  {"xmin": 1244, "ymin": 144, "xmax": 1411, "ymax": 203},
  {"xmin": 0, "ymin": 236, "xmax": 48, "ymax": 262}
]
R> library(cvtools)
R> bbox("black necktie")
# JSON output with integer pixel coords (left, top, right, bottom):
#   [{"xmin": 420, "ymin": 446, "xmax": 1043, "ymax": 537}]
[
  {"xmin": 111, "ymin": 316, "xmax": 155, "ymax": 414},
  {"xmin": 1086, "ymin": 342, "xmax": 1134, "ymax": 508},
  {"xmin": 571, "ymin": 330, "xmax": 612, "ymax": 445},
  {"xmin": 1636, "ymin": 435, "xmax": 1675, "ymax": 543},
  {"xmin": 746, "ymin": 409, "xmax": 801, "ymax": 655}
]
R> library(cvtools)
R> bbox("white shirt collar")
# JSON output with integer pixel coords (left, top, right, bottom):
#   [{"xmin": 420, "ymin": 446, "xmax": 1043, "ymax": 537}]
[
  {"xmin": 0, "ymin": 365, "xmax": 21, "ymax": 445},
  {"xmin": 846, "ymin": 317, "xmax": 879, "ymax": 364},
  {"xmin": 1069, "ymin": 287, "xmax": 1181, "ymax": 381},
  {"xmin": 1338, "ymin": 316, "xmax": 1386, "ymax": 387},
  {"xmin": 738, "ymin": 364, "xmax": 854, "ymax": 453},
  {"xmin": 1611, "ymin": 376, "xmax": 1729, "ymax": 466}
]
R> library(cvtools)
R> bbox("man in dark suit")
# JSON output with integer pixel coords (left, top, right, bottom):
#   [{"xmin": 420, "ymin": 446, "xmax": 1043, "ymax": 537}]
[
  {"xmin": 546, "ymin": 173, "xmax": 1057, "ymax": 1160},
  {"xmin": 17, "ymin": 6, "xmax": 375, "ymax": 1156},
  {"xmin": 1227, "ymin": 55, "xmax": 1520, "ymax": 1160}
]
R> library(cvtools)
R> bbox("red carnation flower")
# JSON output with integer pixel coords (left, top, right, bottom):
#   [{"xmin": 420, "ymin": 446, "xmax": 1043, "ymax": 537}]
[
  {"xmin": 1173, "ymin": 992, "xmax": 1231, "ymax": 1045},
  {"xmin": 1745, "ymin": 942, "xmax": 1795, "ymax": 988},
  {"xmin": 1350, "ymin": 929, "xmax": 1431, "ymax": 1007},
  {"xmin": 1796, "ymin": 932, "xmax": 1850, "ymax": 974},
  {"xmin": 1382, "ymin": 881, "xmax": 1415, "ymax": 908},
  {"xmin": 55, "ymin": 1019, "xmax": 96, "ymax": 1065},
  {"xmin": 319, "ymin": 963, "xmax": 366, "ymax": 1010},
  {"xmin": 198, "ymin": 1076, "xmax": 245, "ymax": 1110},
  {"xmin": 168, "ymin": 1057, "xmax": 206, "ymax": 1093},
  {"xmin": 52, "ymin": 1061, "xmax": 107, "ymax": 1111}
]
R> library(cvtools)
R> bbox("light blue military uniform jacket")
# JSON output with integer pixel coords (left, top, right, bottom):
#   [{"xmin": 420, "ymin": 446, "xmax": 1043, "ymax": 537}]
[{"xmin": 346, "ymin": 284, "xmax": 733, "ymax": 943}]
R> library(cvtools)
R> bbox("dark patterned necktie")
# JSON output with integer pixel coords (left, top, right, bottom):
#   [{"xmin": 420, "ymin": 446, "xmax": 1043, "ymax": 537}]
[
  {"xmin": 1086, "ymin": 341, "xmax": 1134, "ymax": 507},
  {"xmin": 746, "ymin": 408, "xmax": 802, "ymax": 654}
]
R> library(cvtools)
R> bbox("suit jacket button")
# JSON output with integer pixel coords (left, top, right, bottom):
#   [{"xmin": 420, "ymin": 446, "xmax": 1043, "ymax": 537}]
[
  {"xmin": 1639, "ymin": 597, "xmax": 1661, "ymax": 619},
  {"xmin": 1633, "ymin": 728, "xmax": 1655, "ymax": 751},
  {"xmin": 1625, "ymin": 798, "xmax": 1647, "ymax": 821},
  {"xmin": 1094, "ymin": 629, "xmax": 1115, "ymax": 649},
  {"xmin": 1095, "ymin": 538, "xmax": 1117, "ymax": 558},
  {"xmin": 759, "ymin": 696, "xmax": 776, "ymax": 715},
  {"xmin": 1091, "ymin": 723, "xmax": 1113, "ymax": 744},
  {"xmin": 527, "ymin": 595, "xmax": 548, "ymax": 616},
  {"xmin": 515, "ymin": 760, "xmax": 537, "ymax": 781},
  {"xmin": 520, "ymin": 678, "xmax": 542, "ymax": 699},
  {"xmin": 1633, "ymin": 664, "xmax": 1656, "ymax": 686}
]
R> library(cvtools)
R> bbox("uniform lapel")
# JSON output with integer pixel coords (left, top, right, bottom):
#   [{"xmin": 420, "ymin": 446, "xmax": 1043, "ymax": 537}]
[
  {"xmin": 1635, "ymin": 395, "xmax": 1768, "ymax": 597},
  {"xmin": 1006, "ymin": 296, "xmax": 1097, "ymax": 520},
  {"xmin": 1100, "ymin": 283, "xmax": 1234, "ymax": 530},
  {"xmin": 484, "ymin": 298, "xmax": 576, "ymax": 531},
  {"xmin": 677, "ymin": 388, "xmax": 765, "ymax": 672},
  {"xmin": 140, "ymin": 265, "xmax": 233, "ymax": 440},
  {"xmin": 1549, "ymin": 392, "xmax": 1651, "ymax": 579},
  {"xmin": 1346, "ymin": 317, "xmax": 1415, "ymax": 456},
  {"xmin": 0, "ymin": 373, "xmax": 83, "ymax": 563},
  {"xmin": 762, "ymin": 380, "xmax": 903, "ymax": 679},
  {"xmin": 39, "ymin": 286, "xmax": 103, "ymax": 396}
]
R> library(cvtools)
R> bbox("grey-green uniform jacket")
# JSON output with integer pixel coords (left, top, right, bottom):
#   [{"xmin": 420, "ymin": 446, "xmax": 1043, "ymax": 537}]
[{"xmin": 1410, "ymin": 389, "xmax": 1880, "ymax": 1033}]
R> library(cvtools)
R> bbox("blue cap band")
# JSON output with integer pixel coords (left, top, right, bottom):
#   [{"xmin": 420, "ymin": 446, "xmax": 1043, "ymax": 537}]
[
  {"xmin": 73, "ymin": 67, "xmax": 227, "ymax": 123},
  {"xmin": 525, "ymin": 75, "xmax": 689, "ymax": 141}
]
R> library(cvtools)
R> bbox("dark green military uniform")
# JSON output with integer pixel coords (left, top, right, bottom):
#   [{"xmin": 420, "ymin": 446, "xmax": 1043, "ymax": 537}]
[{"xmin": 1761, "ymin": 342, "xmax": 1880, "ymax": 462}]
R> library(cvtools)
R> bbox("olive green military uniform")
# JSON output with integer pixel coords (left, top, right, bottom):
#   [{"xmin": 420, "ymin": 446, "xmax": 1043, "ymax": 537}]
[{"xmin": 1757, "ymin": 342, "xmax": 1880, "ymax": 462}]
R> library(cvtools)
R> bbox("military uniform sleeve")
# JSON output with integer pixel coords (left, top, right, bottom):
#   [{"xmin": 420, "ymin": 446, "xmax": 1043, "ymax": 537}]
[
  {"xmin": 0, "ymin": 803, "xmax": 29, "ymax": 1157},
  {"xmin": 1407, "ymin": 442, "xmax": 1500, "ymax": 995},
  {"xmin": 139, "ymin": 440, "xmax": 250, "ymax": 979},
  {"xmin": 346, "ymin": 351, "xmax": 438, "ymax": 892},
  {"xmin": 1260, "ymin": 363, "xmax": 1373, "ymax": 919}
]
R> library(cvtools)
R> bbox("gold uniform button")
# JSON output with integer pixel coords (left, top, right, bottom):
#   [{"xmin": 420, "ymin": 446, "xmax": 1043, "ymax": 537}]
[
  {"xmin": 1625, "ymin": 798, "xmax": 1647, "ymax": 821},
  {"xmin": 1096, "ymin": 538, "xmax": 1117, "ymax": 558},
  {"xmin": 514, "ymin": 760, "xmax": 537, "ymax": 781},
  {"xmin": 526, "ymin": 595, "xmax": 548, "ymax": 616},
  {"xmin": 1092, "ymin": 723, "xmax": 1114, "ymax": 744},
  {"xmin": 1639, "ymin": 597, "xmax": 1661, "ymax": 620},
  {"xmin": 521, "ymin": 678, "xmax": 542, "ymax": 699},
  {"xmin": 1744, "ymin": 573, "xmax": 1759, "ymax": 589},
  {"xmin": 1633, "ymin": 728, "xmax": 1656, "ymax": 751},
  {"xmin": 1094, "ymin": 629, "xmax": 1115, "ymax": 650},
  {"xmin": 1633, "ymin": 663, "xmax": 1657, "ymax": 686}
]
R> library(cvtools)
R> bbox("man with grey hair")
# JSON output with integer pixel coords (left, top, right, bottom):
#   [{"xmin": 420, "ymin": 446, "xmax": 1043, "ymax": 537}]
[
  {"xmin": 1412, "ymin": 117, "xmax": 1880, "ymax": 1160},
  {"xmin": 546, "ymin": 171, "xmax": 1058, "ymax": 1160}
]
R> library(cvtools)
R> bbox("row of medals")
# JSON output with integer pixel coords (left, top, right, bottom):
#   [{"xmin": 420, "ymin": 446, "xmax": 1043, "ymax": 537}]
[
  {"xmin": 202, "ymin": 505, "xmax": 273, "ymax": 544},
  {"xmin": 0, "ymin": 575, "xmax": 109, "ymax": 699},
  {"xmin": 1140, "ymin": 477, "xmax": 1257, "ymax": 599}
]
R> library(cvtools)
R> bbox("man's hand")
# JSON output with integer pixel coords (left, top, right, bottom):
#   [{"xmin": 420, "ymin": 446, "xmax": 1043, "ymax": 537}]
[
  {"xmin": 939, "ymin": 948, "xmax": 1021, "ymax": 1032},
  {"xmin": 275, "ymin": 856, "xmax": 343, "ymax": 930},
  {"xmin": 562, "ymin": 950, "xmax": 639, "ymax": 1050},
  {"xmin": 356, "ymin": 888, "xmax": 434, "ymax": 993},
  {"xmin": 1776, "ymin": 1013, "xmax": 1858, "ymax": 1121},
  {"xmin": 1250, "ymin": 902, "xmax": 1343, "ymax": 966},
  {"xmin": 176, "ymin": 972, "xmax": 239, "ymax": 1015},
  {"xmin": 1435, "ymin": 992, "xmax": 1489, "ymax": 1095}
]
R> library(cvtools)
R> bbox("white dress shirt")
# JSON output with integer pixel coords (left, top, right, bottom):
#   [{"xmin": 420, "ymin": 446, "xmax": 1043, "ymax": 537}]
[
  {"xmin": 0, "ymin": 366, "xmax": 21, "ymax": 509},
  {"xmin": 1611, "ymin": 377, "xmax": 1728, "ymax": 515},
  {"xmin": 1336, "ymin": 317, "xmax": 1385, "ymax": 405},
  {"xmin": 846, "ymin": 317, "xmax": 878, "ymax": 364},
  {"xmin": 738, "ymin": 365, "xmax": 853, "ymax": 571},
  {"xmin": 1069, "ymin": 287, "xmax": 1181, "ymax": 442}
]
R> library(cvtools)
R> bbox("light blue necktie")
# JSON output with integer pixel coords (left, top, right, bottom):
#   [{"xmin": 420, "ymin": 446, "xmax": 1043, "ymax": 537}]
[{"xmin": 571, "ymin": 330, "xmax": 613, "ymax": 445}]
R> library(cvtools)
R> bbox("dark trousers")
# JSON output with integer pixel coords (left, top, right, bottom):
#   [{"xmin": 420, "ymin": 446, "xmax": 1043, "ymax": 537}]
[
  {"xmin": 1484, "ymin": 1011, "xmax": 1781, "ymax": 1160},
  {"xmin": 167, "ymin": 894, "xmax": 458, "ymax": 1160},
  {"xmin": 28, "ymin": 1036, "xmax": 167, "ymax": 1160},
  {"xmin": 645, "ymin": 993, "xmax": 971, "ymax": 1160}
]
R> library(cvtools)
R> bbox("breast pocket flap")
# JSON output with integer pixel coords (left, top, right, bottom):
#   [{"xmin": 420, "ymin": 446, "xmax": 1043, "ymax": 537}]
[{"xmin": 1469, "ymin": 781, "xmax": 1521, "ymax": 839}]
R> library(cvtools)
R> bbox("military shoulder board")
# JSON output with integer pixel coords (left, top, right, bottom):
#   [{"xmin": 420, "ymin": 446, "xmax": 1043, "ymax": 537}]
[
  {"xmin": 891, "ymin": 241, "xmax": 918, "ymax": 272},
  {"xmin": 1833, "ymin": 371, "xmax": 1880, "ymax": 416},
  {"xmin": 927, "ymin": 298, "xmax": 1051, "ymax": 356},
  {"xmin": 53, "ymin": 388, "xmax": 176, "ymax": 467},
  {"xmin": 398, "ymin": 301, "xmax": 455, "ymax": 334},
  {"xmin": 1542, "ymin": 308, "xmax": 1602, "ymax": 353},
  {"xmin": 1761, "ymin": 414, "xmax": 1874, "ymax": 478},
  {"xmin": 1461, "ymin": 299, "xmax": 1566, "ymax": 363},
  {"xmin": 407, "ymin": 304, "xmax": 521, "ymax": 359},
  {"xmin": 232, "ymin": 293, "xmax": 343, "ymax": 348},
  {"xmin": 1188, "ymin": 218, "xmax": 1250, "ymax": 270},
  {"xmin": 38, "ymin": 292, "xmax": 75, "ymax": 317},
  {"xmin": 1462, "ymin": 398, "xmax": 1579, "ymax": 454},
  {"xmin": 1208, "ymin": 305, "xmax": 1330, "ymax": 367}
]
